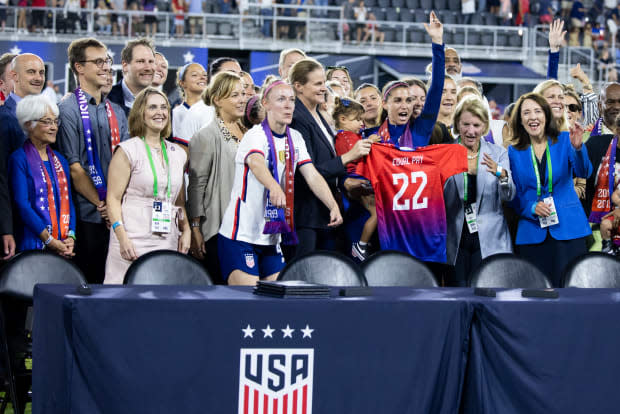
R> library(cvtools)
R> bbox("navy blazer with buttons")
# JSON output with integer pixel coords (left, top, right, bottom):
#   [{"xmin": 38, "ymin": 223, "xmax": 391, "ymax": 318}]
[
  {"xmin": 290, "ymin": 97, "xmax": 346, "ymax": 230},
  {"xmin": 508, "ymin": 131, "xmax": 593, "ymax": 244}
]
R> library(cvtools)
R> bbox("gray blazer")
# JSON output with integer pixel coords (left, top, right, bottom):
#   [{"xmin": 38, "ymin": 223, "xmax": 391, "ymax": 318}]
[
  {"xmin": 444, "ymin": 139, "xmax": 516, "ymax": 265},
  {"xmin": 187, "ymin": 118, "xmax": 240, "ymax": 242}
]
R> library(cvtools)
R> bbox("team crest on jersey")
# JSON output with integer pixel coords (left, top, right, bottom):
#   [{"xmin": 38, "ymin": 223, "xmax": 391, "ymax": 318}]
[
  {"xmin": 238, "ymin": 348, "xmax": 314, "ymax": 414},
  {"xmin": 245, "ymin": 253, "xmax": 255, "ymax": 268}
]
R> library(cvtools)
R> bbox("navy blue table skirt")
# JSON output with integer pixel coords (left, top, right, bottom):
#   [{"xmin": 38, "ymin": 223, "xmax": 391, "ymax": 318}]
[
  {"xmin": 33, "ymin": 285, "xmax": 472, "ymax": 414},
  {"xmin": 462, "ymin": 288, "xmax": 620, "ymax": 414}
]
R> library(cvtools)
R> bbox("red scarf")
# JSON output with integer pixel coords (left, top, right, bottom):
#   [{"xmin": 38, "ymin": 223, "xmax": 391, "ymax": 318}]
[
  {"xmin": 589, "ymin": 137, "xmax": 618, "ymax": 223},
  {"xmin": 45, "ymin": 154, "xmax": 71, "ymax": 239},
  {"xmin": 105, "ymin": 100, "xmax": 121, "ymax": 152}
]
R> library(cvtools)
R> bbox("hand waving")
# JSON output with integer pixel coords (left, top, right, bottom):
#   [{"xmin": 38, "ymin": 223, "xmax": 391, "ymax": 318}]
[
  {"xmin": 424, "ymin": 10, "xmax": 443, "ymax": 45},
  {"xmin": 548, "ymin": 19, "xmax": 566, "ymax": 52},
  {"xmin": 569, "ymin": 121, "xmax": 585, "ymax": 150}
]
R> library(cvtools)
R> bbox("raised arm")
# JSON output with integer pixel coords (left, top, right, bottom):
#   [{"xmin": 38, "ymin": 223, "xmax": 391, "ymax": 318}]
[
  {"xmin": 411, "ymin": 10, "xmax": 445, "ymax": 146},
  {"xmin": 546, "ymin": 19, "xmax": 565, "ymax": 79}
]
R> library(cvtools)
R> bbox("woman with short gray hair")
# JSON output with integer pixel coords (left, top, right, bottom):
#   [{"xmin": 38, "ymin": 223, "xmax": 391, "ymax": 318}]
[{"xmin": 9, "ymin": 94, "xmax": 77, "ymax": 256}]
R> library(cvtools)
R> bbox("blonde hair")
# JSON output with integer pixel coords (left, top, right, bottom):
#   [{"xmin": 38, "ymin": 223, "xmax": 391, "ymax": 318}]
[
  {"xmin": 453, "ymin": 95, "xmax": 490, "ymax": 137},
  {"xmin": 533, "ymin": 79, "xmax": 568, "ymax": 130},
  {"xmin": 202, "ymin": 71, "xmax": 242, "ymax": 114},
  {"xmin": 128, "ymin": 87, "xmax": 172, "ymax": 139},
  {"xmin": 457, "ymin": 85, "xmax": 482, "ymax": 103},
  {"xmin": 278, "ymin": 48, "xmax": 306, "ymax": 71},
  {"xmin": 326, "ymin": 67, "xmax": 354, "ymax": 98}
]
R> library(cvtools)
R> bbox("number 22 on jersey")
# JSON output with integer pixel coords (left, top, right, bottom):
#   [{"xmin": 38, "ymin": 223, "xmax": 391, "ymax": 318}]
[{"xmin": 392, "ymin": 171, "xmax": 428, "ymax": 211}]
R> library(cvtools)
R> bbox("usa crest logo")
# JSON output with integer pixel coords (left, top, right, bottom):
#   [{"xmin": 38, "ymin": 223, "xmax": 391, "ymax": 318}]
[
  {"xmin": 245, "ymin": 253, "xmax": 255, "ymax": 268},
  {"xmin": 239, "ymin": 324, "xmax": 315, "ymax": 414}
]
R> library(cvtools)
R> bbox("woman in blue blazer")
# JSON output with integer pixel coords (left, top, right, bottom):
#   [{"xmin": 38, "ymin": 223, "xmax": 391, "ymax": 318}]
[
  {"xmin": 508, "ymin": 92, "xmax": 592, "ymax": 287},
  {"xmin": 444, "ymin": 96, "xmax": 516, "ymax": 286},
  {"xmin": 9, "ymin": 94, "xmax": 76, "ymax": 257}
]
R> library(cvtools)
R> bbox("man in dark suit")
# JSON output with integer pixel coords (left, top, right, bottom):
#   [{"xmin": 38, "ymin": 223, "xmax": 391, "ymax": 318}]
[
  {"xmin": 0, "ymin": 139, "xmax": 15, "ymax": 260},
  {"xmin": 0, "ymin": 53, "xmax": 45, "ymax": 161},
  {"xmin": 106, "ymin": 38, "xmax": 155, "ymax": 117}
]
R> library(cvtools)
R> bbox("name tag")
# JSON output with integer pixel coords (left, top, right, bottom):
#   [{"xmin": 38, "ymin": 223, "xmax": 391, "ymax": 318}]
[
  {"xmin": 152, "ymin": 201, "xmax": 172, "ymax": 233},
  {"xmin": 539, "ymin": 196, "xmax": 559, "ymax": 228},
  {"xmin": 465, "ymin": 204, "xmax": 478, "ymax": 234}
]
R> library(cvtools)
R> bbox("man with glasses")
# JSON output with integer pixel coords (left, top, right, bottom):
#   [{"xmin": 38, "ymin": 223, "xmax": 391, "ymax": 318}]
[
  {"xmin": 56, "ymin": 37, "xmax": 129, "ymax": 284},
  {"xmin": 107, "ymin": 38, "xmax": 155, "ymax": 116}
]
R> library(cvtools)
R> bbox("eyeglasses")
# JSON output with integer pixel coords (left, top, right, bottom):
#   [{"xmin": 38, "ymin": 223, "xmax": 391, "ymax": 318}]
[
  {"xmin": 38, "ymin": 117, "xmax": 60, "ymax": 127},
  {"xmin": 567, "ymin": 103, "xmax": 582, "ymax": 112},
  {"xmin": 326, "ymin": 66, "xmax": 349, "ymax": 74},
  {"xmin": 80, "ymin": 58, "xmax": 113, "ymax": 68}
]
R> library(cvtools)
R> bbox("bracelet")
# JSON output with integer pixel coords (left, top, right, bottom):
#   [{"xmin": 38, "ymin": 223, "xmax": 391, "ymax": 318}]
[
  {"xmin": 495, "ymin": 165, "xmax": 503, "ymax": 178},
  {"xmin": 112, "ymin": 221, "xmax": 123, "ymax": 231},
  {"xmin": 43, "ymin": 234, "xmax": 54, "ymax": 246},
  {"xmin": 190, "ymin": 221, "xmax": 201, "ymax": 228}
]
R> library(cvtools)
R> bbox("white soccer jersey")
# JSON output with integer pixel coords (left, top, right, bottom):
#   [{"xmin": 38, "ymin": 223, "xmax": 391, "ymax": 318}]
[
  {"xmin": 176, "ymin": 101, "xmax": 215, "ymax": 145},
  {"xmin": 219, "ymin": 124, "xmax": 312, "ymax": 245},
  {"xmin": 171, "ymin": 102, "xmax": 191, "ymax": 144}
]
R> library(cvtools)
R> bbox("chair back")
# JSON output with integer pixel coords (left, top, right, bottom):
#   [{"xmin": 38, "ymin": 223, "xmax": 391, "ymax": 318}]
[
  {"xmin": 563, "ymin": 252, "xmax": 620, "ymax": 288},
  {"xmin": 0, "ymin": 251, "xmax": 86, "ymax": 301},
  {"xmin": 468, "ymin": 253, "xmax": 552, "ymax": 288},
  {"xmin": 278, "ymin": 251, "xmax": 367, "ymax": 286},
  {"xmin": 362, "ymin": 250, "xmax": 438, "ymax": 287},
  {"xmin": 124, "ymin": 250, "xmax": 213, "ymax": 285}
]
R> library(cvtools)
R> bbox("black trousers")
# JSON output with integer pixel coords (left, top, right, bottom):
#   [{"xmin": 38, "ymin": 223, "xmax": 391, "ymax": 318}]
[
  {"xmin": 518, "ymin": 233, "xmax": 587, "ymax": 287},
  {"xmin": 446, "ymin": 222, "xmax": 483, "ymax": 287},
  {"xmin": 75, "ymin": 220, "xmax": 109, "ymax": 284},
  {"xmin": 283, "ymin": 227, "xmax": 345, "ymax": 261},
  {"xmin": 203, "ymin": 235, "xmax": 224, "ymax": 285}
]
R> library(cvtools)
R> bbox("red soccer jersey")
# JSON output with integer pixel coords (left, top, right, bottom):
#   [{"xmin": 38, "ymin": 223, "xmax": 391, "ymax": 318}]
[{"xmin": 355, "ymin": 143, "xmax": 467, "ymax": 262}]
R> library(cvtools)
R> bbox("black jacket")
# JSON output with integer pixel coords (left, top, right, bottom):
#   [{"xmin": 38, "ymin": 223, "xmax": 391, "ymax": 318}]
[
  {"xmin": 290, "ymin": 98, "xmax": 346, "ymax": 229},
  {"xmin": 106, "ymin": 82, "xmax": 131, "ymax": 118}
]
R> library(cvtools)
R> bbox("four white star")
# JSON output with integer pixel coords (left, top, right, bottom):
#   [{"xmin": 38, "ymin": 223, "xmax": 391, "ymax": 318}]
[
  {"xmin": 9, "ymin": 45, "xmax": 21, "ymax": 55},
  {"xmin": 242, "ymin": 324, "xmax": 255, "ymax": 338},
  {"xmin": 243, "ymin": 324, "xmax": 314, "ymax": 339}
]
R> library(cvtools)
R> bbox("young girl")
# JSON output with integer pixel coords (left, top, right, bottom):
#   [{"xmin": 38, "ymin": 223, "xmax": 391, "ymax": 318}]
[{"xmin": 333, "ymin": 97, "xmax": 379, "ymax": 261}]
